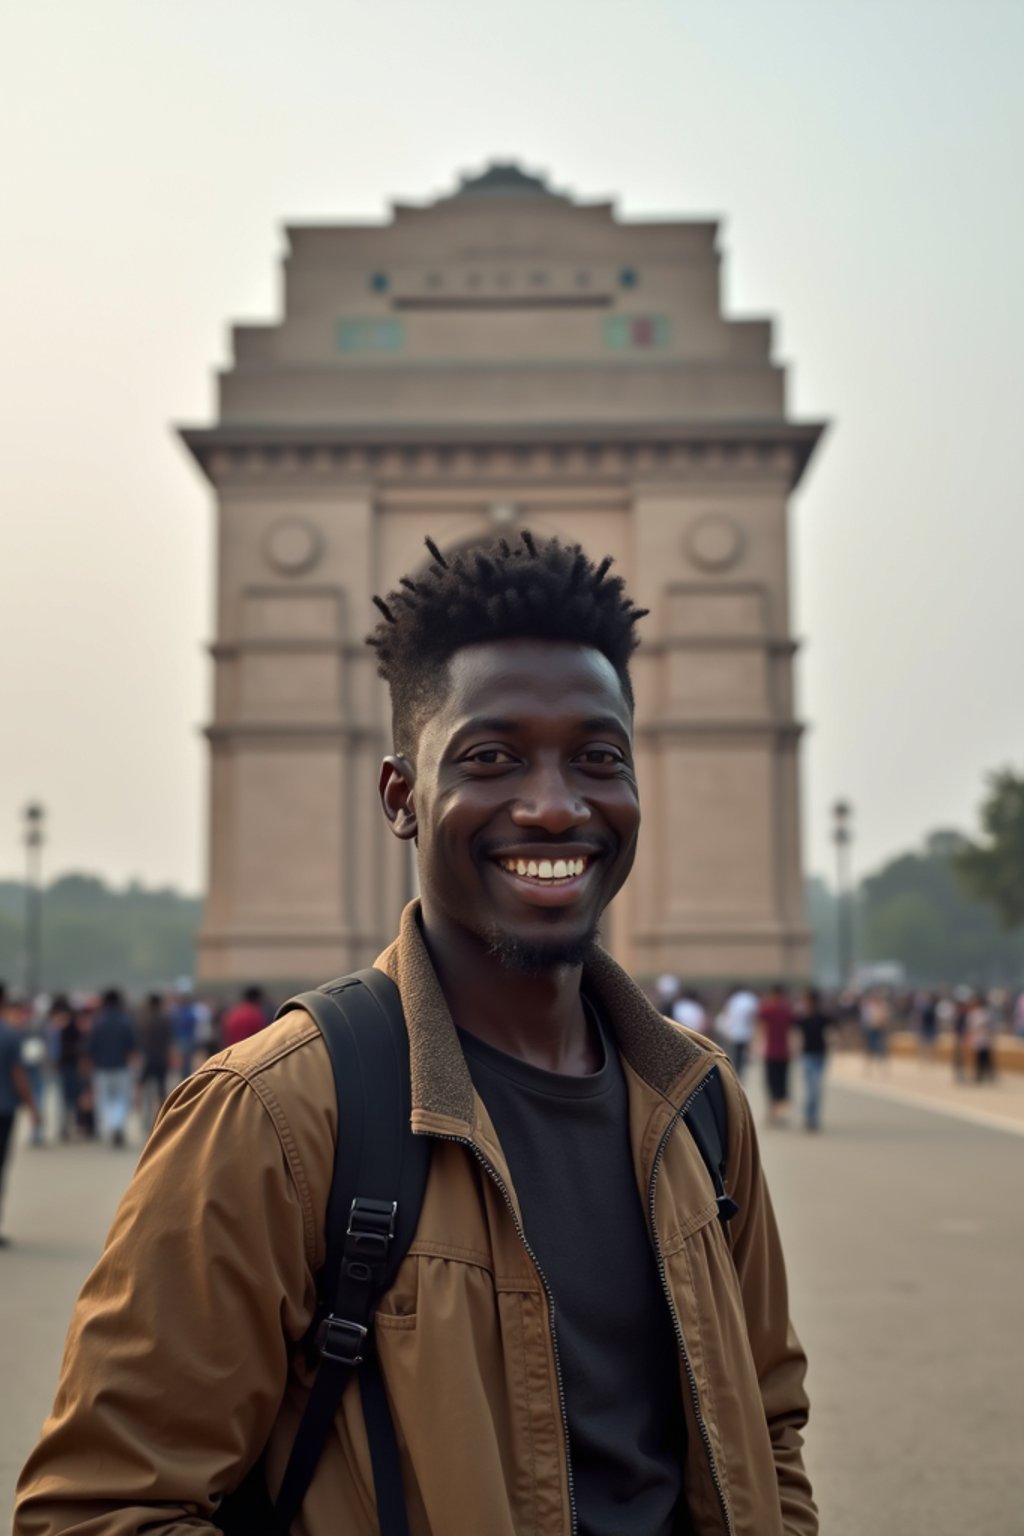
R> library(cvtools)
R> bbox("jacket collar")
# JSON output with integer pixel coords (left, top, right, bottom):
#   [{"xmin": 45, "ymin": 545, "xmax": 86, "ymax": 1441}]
[{"xmin": 377, "ymin": 901, "xmax": 713, "ymax": 1134}]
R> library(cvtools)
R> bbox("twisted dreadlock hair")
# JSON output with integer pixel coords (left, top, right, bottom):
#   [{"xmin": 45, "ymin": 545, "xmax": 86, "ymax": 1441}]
[{"xmin": 367, "ymin": 530, "xmax": 648, "ymax": 755}]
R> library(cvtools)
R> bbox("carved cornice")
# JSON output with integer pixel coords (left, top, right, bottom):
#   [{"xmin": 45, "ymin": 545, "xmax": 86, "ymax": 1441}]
[
  {"xmin": 178, "ymin": 421, "xmax": 825, "ymax": 493},
  {"xmin": 641, "ymin": 636, "xmax": 801, "ymax": 656},
  {"xmin": 208, "ymin": 640, "xmax": 351, "ymax": 659},
  {"xmin": 205, "ymin": 722, "xmax": 385, "ymax": 745},
  {"xmin": 636, "ymin": 719, "xmax": 805, "ymax": 741}
]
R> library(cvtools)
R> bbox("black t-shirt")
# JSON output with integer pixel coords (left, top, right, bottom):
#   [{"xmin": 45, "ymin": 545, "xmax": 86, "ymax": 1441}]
[
  {"xmin": 798, "ymin": 1012, "xmax": 830, "ymax": 1057},
  {"xmin": 57, "ymin": 1018, "xmax": 82, "ymax": 1069},
  {"xmin": 459, "ymin": 1010, "xmax": 689, "ymax": 1536}
]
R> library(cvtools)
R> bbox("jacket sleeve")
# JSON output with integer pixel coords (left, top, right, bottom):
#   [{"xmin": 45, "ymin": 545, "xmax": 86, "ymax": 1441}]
[
  {"xmin": 14, "ymin": 1062, "xmax": 318, "ymax": 1536},
  {"xmin": 724, "ymin": 1073, "xmax": 819, "ymax": 1536}
]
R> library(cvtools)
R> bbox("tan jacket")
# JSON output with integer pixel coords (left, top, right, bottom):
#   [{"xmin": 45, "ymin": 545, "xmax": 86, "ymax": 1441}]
[{"xmin": 16, "ymin": 904, "xmax": 817, "ymax": 1536}]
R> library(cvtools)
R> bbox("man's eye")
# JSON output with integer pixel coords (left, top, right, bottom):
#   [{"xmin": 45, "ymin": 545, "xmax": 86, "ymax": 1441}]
[
  {"xmin": 576, "ymin": 748, "xmax": 625, "ymax": 766},
  {"xmin": 465, "ymin": 748, "xmax": 514, "ymax": 766}
]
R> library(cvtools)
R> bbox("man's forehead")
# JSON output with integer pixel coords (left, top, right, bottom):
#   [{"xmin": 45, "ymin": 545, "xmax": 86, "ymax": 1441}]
[{"xmin": 443, "ymin": 637, "xmax": 629, "ymax": 718}]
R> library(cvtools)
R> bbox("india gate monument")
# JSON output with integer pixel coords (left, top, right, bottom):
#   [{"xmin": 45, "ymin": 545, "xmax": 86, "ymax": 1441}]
[{"xmin": 179, "ymin": 164, "xmax": 825, "ymax": 988}]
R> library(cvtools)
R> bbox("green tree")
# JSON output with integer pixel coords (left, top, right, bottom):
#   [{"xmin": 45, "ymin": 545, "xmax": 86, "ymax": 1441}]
[
  {"xmin": 859, "ymin": 830, "xmax": 1024, "ymax": 985},
  {"xmin": 954, "ymin": 766, "xmax": 1024, "ymax": 930},
  {"xmin": 0, "ymin": 874, "xmax": 202, "ymax": 995}
]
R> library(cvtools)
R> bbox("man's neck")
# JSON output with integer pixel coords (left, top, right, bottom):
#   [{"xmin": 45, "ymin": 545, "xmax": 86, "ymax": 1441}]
[{"xmin": 418, "ymin": 907, "xmax": 601, "ymax": 1076}]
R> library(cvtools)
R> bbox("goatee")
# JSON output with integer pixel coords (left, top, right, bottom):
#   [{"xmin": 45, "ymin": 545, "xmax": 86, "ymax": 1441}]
[{"xmin": 485, "ymin": 926, "xmax": 599, "ymax": 976}]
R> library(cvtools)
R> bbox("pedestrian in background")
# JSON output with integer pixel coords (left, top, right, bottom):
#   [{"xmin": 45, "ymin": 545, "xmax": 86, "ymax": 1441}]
[
  {"xmin": 654, "ymin": 973, "xmax": 680, "ymax": 1017},
  {"xmin": 951, "ymin": 989, "xmax": 971, "ymax": 1082},
  {"xmin": 170, "ymin": 984, "xmax": 198, "ymax": 1084},
  {"xmin": 50, "ymin": 995, "xmax": 83, "ymax": 1142},
  {"xmin": 192, "ymin": 997, "xmax": 216, "ymax": 1063},
  {"xmin": 717, "ymin": 984, "xmax": 759, "ymax": 1082},
  {"xmin": 220, "ymin": 985, "xmax": 270, "ymax": 1049},
  {"xmin": 17, "ymin": 1001, "xmax": 49, "ymax": 1147},
  {"xmin": 967, "ymin": 992, "xmax": 996, "ymax": 1082},
  {"xmin": 0, "ymin": 981, "xmax": 42, "ymax": 1246},
  {"xmin": 916, "ymin": 990, "xmax": 939, "ymax": 1058},
  {"xmin": 759, "ymin": 983, "xmax": 794, "ymax": 1127},
  {"xmin": 796, "ymin": 988, "xmax": 832, "ymax": 1133},
  {"xmin": 137, "ymin": 993, "xmax": 174, "ymax": 1133},
  {"xmin": 73, "ymin": 997, "xmax": 99, "ymax": 1138},
  {"xmin": 860, "ymin": 988, "xmax": 891, "ymax": 1072},
  {"xmin": 86, "ymin": 989, "xmax": 138, "ymax": 1148},
  {"xmin": 671, "ymin": 986, "xmax": 709, "ymax": 1036}
]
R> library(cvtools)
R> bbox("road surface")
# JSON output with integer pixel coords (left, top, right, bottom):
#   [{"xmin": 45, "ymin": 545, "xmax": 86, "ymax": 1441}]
[{"xmin": 3, "ymin": 1056, "xmax": 1022, "ymax": 1533}]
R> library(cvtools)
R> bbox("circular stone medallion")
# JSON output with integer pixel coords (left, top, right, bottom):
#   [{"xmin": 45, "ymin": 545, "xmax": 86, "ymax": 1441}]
[
  {"xmin": 264, "ymin": 518, "xmax": 324, "ymax": 576},
  {"xmin": 685, "ymin": 514, "xmax": 744, "ymax": 572}
]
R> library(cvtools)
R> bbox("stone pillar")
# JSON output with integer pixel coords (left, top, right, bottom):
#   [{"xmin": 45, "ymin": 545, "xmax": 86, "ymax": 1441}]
[
  {"xmin": 197, "ymin": 467, "xmax": 391, "ymax": 986},
  {"xmin": 628, "ymin": 460, "xmax": 810, "ymax": 982}
]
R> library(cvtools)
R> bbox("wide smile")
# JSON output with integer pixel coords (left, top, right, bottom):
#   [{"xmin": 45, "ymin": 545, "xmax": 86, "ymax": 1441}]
[
  {"xmin": 489, "ymin": 853, "xmax": 598, "ymax": 907},
  {"xmin": 498, "ymin": 855, "xmax": 589, "ymax": 883}
]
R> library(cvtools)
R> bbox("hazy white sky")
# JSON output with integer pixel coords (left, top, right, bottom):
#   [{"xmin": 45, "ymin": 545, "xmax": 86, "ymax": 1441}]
[{"xmin": 1, "ymin": 0, "xmax": 1021, "ymax": 896}]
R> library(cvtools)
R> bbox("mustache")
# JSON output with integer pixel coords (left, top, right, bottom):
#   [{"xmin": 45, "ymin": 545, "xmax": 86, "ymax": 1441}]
[{"xmin": 476, "ymin": 835, "xmax": 615, "ymax": 861}]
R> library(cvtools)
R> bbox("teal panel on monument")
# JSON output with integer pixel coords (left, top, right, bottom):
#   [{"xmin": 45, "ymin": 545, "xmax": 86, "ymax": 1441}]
[
  {"xmin": 604, "ymin": 315, "xmax": 670, "ymax": 351},
  {"xmin": 336, "ymin": 318, "xmax": 405, "ymax": 353}
]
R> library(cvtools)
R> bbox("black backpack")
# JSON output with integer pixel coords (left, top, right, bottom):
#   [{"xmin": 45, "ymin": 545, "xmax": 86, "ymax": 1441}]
[{"xmin": 215, "ymin": 969, "xmax": 735, "ymax": 1536}]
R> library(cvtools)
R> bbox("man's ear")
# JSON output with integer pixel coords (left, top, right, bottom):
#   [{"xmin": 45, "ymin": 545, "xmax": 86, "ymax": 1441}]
[{"xmin": 379, "ymin": 756, "xmax": 418, "ymax": 842}]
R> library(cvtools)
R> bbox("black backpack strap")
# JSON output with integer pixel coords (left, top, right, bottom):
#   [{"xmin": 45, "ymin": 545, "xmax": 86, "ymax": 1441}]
[
  {"xmin": 272, "ymin": 969, "xmax": 430, "ymax": 1535},
  {"xmin": 359, "ymin": 1355, "xmax": 411, "ymax": 1536},
  {"xmin": 683, "ymin": 1065, "xmax": 739, "ymax": 1226}
]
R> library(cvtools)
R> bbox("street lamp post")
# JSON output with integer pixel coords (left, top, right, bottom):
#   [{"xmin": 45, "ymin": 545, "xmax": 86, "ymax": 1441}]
[
  {"xmin": 832, "ymin": 800, "xmax": 854, "ymax": 988},
  {"xmin": 22, "ymin": 802, "xmax": 46, "ymax": 1000}
]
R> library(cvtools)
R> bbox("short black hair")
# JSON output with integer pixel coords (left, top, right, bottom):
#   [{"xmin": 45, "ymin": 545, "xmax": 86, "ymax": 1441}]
[{"xmin": 367, "ymin": 530, "xmax": 648, "ymax": 754}]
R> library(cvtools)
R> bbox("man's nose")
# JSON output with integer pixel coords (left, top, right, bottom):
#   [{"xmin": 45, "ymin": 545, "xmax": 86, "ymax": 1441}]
[{"xmin": 509, "ymin": 765, "xmax": 591, "ymax": 832}]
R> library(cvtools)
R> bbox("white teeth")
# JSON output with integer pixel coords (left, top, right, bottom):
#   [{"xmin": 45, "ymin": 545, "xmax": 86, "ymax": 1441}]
[{"xmin": 499, "ymin": 855, "xmax": 590, "ymax": 881}]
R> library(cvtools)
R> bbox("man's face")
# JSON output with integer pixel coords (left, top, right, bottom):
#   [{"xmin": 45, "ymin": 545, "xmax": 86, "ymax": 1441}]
[{"xmin": 383, "ymin": 637, "xmax": 640, "ymax": 971}]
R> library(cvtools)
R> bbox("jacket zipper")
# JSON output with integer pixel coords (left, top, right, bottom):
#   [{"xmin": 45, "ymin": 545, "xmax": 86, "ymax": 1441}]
[
  {"xmin": 428, "ymin": 1131, "xmax": 579, "ymax": 1536},
  {"xmin": 647, "ymin": 1073, "xmax": 734, "ymax": 1536}
]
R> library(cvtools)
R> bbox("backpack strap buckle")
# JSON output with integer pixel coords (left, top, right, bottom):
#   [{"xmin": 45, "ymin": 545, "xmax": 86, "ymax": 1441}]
[
  {"xmin": 315, "ymin": 1315, "xmax": 368, "ymax": 1367},
  {"xmin": 342, "ymin": 1198, "xmax": 397, "ymax": 1282},
  {"xmin": 347, "ymin": 1196, "xmax": 397, "ymax": 1244}
]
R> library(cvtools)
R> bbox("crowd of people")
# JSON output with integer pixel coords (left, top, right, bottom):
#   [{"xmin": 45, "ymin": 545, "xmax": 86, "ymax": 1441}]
[
  {"xmin": 3, "ymin": 967, "xmax": 1022, "ymax": 1246},
  {"xmin": 845, "ymin": 984, "xmax": 1017, "ymax": 1084},
  {"xmin": 653, "ymin": 978, "xmax": 835, "ymax": 1132},
  {"xmin": 652, "ymin": 977, "xmax": 1024, "ymax": 1135},
  {"xmin": 0, "ymin": 980, "xmax": 271, "ymax": 1156},
  {"xmin": 1, "ymin": 977, "xmax": 280, "ymax": 1243}
]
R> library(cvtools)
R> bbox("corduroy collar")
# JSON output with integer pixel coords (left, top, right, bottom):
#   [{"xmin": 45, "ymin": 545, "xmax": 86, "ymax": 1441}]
[{"xmin": 377, "ymin": 901, "xmax": 712, "ymax": 1132}]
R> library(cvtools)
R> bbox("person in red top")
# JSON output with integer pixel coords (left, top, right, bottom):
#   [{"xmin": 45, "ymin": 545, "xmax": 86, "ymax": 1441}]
[
  {"xmin": 759, "ymin": 983, "xmax": 795, "ymax": 1126},
  {"xmin": 220, "ymin": 987, "xmax": 268, "ymax": 1050}
]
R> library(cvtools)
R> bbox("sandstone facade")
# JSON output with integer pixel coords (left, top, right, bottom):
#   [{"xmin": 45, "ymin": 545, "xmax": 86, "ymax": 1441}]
[{"xmin": 179, "ymin": 164, "xmax": 826, "ymax": 987}]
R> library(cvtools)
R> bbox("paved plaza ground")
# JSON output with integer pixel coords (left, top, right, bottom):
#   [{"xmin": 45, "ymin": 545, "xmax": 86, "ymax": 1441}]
[{"xmin": 3, "ymin": 1053, "xmax": 1022, "ymax": 1533}]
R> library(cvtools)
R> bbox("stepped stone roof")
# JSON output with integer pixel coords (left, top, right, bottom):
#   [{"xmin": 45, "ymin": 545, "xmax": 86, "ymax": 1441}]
[{"xmin": 451, "ymin": 161, "xmax": 559, "ymax": 199}]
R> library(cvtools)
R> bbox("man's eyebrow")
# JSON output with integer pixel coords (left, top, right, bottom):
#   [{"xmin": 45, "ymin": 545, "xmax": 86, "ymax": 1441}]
[
  {"xmin": 576, "ymin": 715, "xmax": 631, "ymax": 736},
  {"xmin": 451, "ymin": 717, "xmax": 519, "ymax": 739},
  {"xmin": 451, "ymin": 715, "xmax": 629, "ymax": 739}
]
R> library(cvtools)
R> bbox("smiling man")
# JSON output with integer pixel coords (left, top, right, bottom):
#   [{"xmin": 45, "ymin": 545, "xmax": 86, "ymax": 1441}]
[{"xmin": 17, "ymin": 533, "xmax": 816, "ymax": 1536}]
